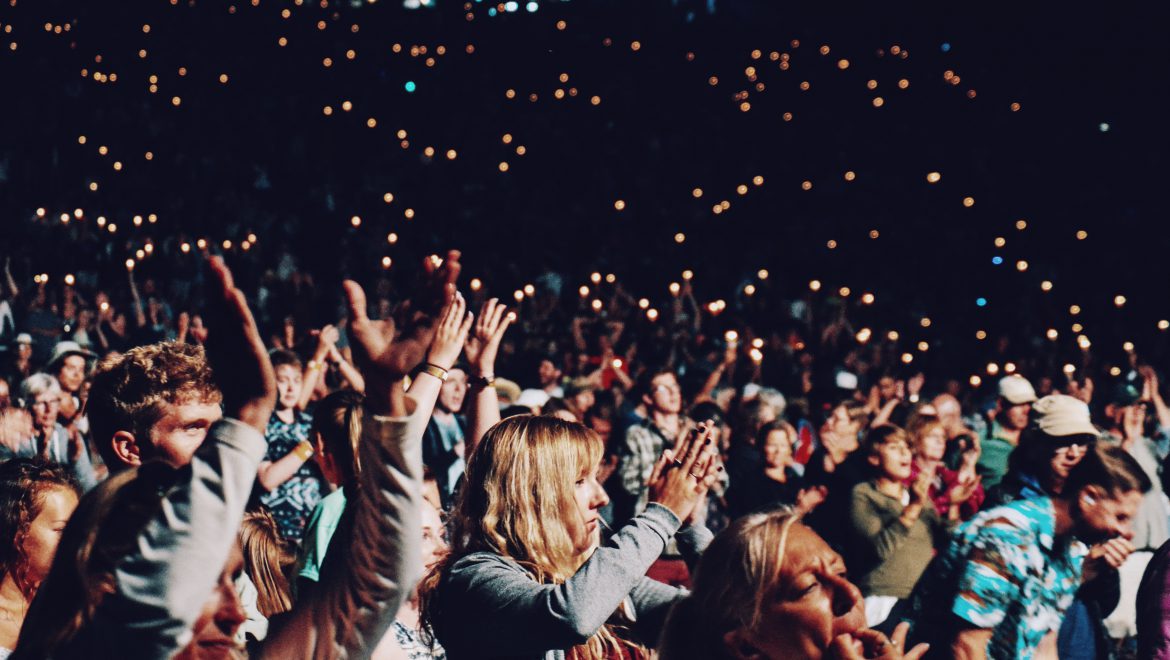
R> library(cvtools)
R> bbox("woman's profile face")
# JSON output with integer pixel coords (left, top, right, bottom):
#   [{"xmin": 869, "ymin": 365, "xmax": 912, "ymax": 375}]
[
  {"xmin": 22, "ymin": 486, "xmax": 79, "ymax": 586},
  {"xmin": 571, "ymin": 459, "xmax": 609, "ymax": 556},
  {"xmin": 731, "ymin": 525, "xmax": 865, "ymax": 660}
]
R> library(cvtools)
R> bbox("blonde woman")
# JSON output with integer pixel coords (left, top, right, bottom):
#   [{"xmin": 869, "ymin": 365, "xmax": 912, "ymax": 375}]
[
  {"xmin": 424, "ymin": 415, "xmax": 720, "ymax": 659},
  {"xmin": 658, "ymin": 510, "xmax": 929, "ymax": 660}
]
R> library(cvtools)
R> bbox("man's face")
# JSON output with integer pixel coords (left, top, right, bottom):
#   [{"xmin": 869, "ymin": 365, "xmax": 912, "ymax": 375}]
[
  {"xmin": 17, "ymin": 343, "xmax": 32, "ymax": 360},
  {"xmin": 438, "ymin": 369, "xmax": 467, "ymax": 414},
  {"xmin": 538, "ymin": 360, "xmax": 561, "ymax": 387},
  {"xmin": 645, "ymin": 374, "xmax": 682, "ymax": 415},
  {"xmin": 587, "ymin": 416, "xmax": 613, "ymax": 445},
  {"xmin": 878, "ymin": 377, "xmax": 898, "ymax": 401},
  {"xmin": 1075, "ymin": 487, "xmax": 1143, "ymax": 546},
  {"xmin": 30, "ymin": 391, "xmax": 61, "ymax": 430},
  {"xmin": 1002, "ymin": 401, "xmax": 1031, "ymax": 430},
  {"xmin": 56, "ymin": 355, "xmax": 87, "ymax": 393},
  {"xmin": 147, "ymin": 399, "xmax": 224, "ymax": 467}
]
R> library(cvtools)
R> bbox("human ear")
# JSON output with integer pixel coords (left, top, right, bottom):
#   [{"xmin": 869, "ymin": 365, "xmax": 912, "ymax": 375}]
[
  {"xmin": 722, "ymin": 629, "xmax": 766, "ymax": 660},
  {"xmin": 111, "ymin": 430, "xmax": 143, "ymax": 468},
  {"xmin": 1081, "ymin": 484, "xmax": 1106, "ymax": 509}
]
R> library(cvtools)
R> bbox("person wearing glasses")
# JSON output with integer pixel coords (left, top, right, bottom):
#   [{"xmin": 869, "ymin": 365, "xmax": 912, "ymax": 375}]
[
  {"xmin": 613, "ymin": 368, "xmax": 691, "ymax": 525},
  {"xmin": 919, "ymin": 395, "xmax": 1142, "ymax": 660},
  {"xmin": 0, "ymin": 374, "xmax": 97, "ymax": 492}
]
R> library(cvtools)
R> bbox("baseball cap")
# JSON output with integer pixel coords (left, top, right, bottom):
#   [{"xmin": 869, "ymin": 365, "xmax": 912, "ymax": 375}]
[
  {"xmin": 1033, "ymin": 394, "xmax": 1098, "ymax": 437},
  {"xmin": 998, "ymin": 375, "xmax": 1038, "ymax": 405}
]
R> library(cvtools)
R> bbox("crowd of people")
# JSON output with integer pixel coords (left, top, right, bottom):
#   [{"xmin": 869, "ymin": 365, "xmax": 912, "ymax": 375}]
[{"xmin": 0, "ymin": 246, "xmax": 1169, "ymax": 660}]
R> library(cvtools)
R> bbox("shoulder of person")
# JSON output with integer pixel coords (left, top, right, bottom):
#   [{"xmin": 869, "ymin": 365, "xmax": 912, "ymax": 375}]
[
  {"xmin": 967, "ymin": 502, "xmax": 1043, "ymax": 545},
  {"xmin": 446, "ymin": 551, "xmax": 534, "ymax": 588}
]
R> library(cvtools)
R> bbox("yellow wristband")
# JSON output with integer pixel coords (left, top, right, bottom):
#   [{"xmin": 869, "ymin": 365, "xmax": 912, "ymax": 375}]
[
  {"xmin": 421, "ymin": 363, "xmax": 449, "ymax": 382},
  {"xmin": 292, "ymin": 440, "xmax": 315, "ymax": 461}
]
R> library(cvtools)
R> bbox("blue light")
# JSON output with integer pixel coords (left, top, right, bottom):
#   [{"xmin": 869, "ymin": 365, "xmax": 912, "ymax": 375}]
[
  {"xmin": 526, "ymin": 0, "xmax": 538, "ymax": 11},
  {"xmin": 991, "ymin": 256, "xmax": 1003, "ymax": 265},
  {"xmin": 941, "ymin": 42, "xmax": 951, "ymax": 53},
  {"xmin": 976, "ymin": 297, "xmax": 987, "ymax": 307},
  {"xmin": 487, "ymin": 7, "xmax": 496, "ymax": 15},
  {"xmin": 404, "ymin": 80, "xmax": 416, "ymax": 92}
]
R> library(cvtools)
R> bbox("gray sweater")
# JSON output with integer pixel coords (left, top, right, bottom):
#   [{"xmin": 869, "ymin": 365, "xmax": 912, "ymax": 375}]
[{"xmin": 435, "ymin": 503, "xmax": 712, "ymax": 659}]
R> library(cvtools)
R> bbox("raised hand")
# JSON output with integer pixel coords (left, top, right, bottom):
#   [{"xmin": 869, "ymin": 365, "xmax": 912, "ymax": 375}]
[
  {"xmin": 344, "ymin": 250, "xmax": 461, "ymax": 414},
  {"xmin": 909, "ymin": 467, "xmax": 933, "ymax": 504},
  {"xmin": 796, "ymin": 485, "xmax": 828, "ymax": 515},
  {"xmin": 947, "ymin": 474, "xmax": 981, "ymax": 506},
  {"xmin": 646, "ymin": 422, "xmax": 721, "ymax": 521},
  {"xmin": 0, "ymin": 409, "xmax": 33, "ymax": 452},
  {"xmin": 426, "ymin": 292, "xmax": 473, "ymax": 370},
  {"xmin": 203, "ymin": 256, "xmax": 277, "ymax": 433},
  {"xmin": 463, "ymin": 297, "xmax": 513, "ymax": 377},
  {"xmin": 313, "ymin": 324, "xmax": 341, "ymax": 361}
]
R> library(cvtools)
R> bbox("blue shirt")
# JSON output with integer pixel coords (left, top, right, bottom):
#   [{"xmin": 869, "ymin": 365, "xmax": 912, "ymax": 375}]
[
  {"xmin": 260, "ymin": 410, "xmax": 323, "ymax": 542},
  {"xmin": 911, "ymin": 496, "xmax": 1087, "ymax": 659}
]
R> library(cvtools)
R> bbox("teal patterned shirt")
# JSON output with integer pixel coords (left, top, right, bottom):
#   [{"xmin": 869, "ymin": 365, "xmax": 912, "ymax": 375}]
[{"xmin": 911, "ymin": 496, "xmax": 1087, "ymax": 659}]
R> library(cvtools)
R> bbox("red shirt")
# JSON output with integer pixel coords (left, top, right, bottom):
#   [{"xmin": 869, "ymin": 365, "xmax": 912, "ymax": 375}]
[{"xmin": 906, "ymin": 460, "xmax": 985, "ymax": 520}]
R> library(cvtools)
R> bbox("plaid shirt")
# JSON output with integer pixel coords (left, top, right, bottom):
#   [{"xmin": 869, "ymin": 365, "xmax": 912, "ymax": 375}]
[
  {"xmin": 911, "ymin": 496, "xmax": 1086, "ymax": 659},
  {"xmin": 617, "ymin": 418, "xmax": 678, "ymax": 514}
]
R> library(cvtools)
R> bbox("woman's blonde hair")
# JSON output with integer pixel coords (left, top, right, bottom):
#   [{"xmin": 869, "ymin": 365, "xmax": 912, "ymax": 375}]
[
  {"xmin": 239, "ymin": 509, "xmax": 294, "ymax": 618},
  {"xmin": 421, "ymin": 415, "xmax": 629, "ymax": 660},
  {"xmin": 658, "ymin": 508, "xmax": 802, "ymax": 660}
]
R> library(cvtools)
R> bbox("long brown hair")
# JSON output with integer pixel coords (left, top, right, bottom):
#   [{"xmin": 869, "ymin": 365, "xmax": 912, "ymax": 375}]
[
  {"xmin": 0, "ymin": 459, "xmax": 79, "ymax": 601},
  {"xmin": 239, "ymin": 509, "xmax": 294, "ymax": 617},
  {"xmin": 420, "ymin": 415, "xmax": 630, "ymax": 660},
  {"xmin": 12, "ymin": 462, "xmax": 178, "ymax": 660}
]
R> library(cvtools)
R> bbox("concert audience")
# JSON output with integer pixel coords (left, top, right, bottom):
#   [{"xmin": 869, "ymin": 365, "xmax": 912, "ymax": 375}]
[{"xmin": 0, "ymin": 242, "xmax": 1168, "ymax": 659}]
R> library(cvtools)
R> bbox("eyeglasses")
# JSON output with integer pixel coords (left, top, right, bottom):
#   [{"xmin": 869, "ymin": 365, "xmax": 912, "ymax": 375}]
[{"xmin": 1053, "ymin": 437, "xmax": 1095, "ymax": 452}]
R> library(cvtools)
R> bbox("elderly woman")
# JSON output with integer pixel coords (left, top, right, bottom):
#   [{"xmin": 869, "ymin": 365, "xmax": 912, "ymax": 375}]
[
  {"xmin": 0, "ymin": 374, "xmax": 97, "ymax": 492},
  {"xmin": 658, "ymin": 509, "xmax": 928, "ymax": 659}
]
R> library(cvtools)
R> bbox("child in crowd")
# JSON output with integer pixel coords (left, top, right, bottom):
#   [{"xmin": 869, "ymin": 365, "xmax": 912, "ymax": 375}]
[{"xmin": 848, "ymin": 425, "xmax": 962, "ymax": 627}]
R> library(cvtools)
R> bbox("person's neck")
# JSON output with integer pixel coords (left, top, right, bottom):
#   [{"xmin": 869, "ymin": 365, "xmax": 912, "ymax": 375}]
[
  {"xmin": 999, "ymin": 425, "xmax": 1021, "ymax": 444},
  {"xmin": 433, "ymin": 407, "xmax": 455, "ymax": 421},
  {"xmin": 395, "ymin": 593, "xmax": 421, "ymax": 628},
  {"xmin": 0, "ymin": 572, "xmax": 30, "ymax": 610},
  {"xmin": 651, "ymin": 410, "xmax": 679, "ymax": 433},
  {"xmin": 875, "ymin": 476, "xmax": 905, "ymax": 500},
  {"xmin": 763, "ymin": 465, "xmax": 788, "ymax": 482},
  {"xmin": 1051, "ymin": 496, "xmax": 1074, "ymax": 538},
  {"xmin": 276, "ymin": 407, "xmax": 295, "ymax": 423}
]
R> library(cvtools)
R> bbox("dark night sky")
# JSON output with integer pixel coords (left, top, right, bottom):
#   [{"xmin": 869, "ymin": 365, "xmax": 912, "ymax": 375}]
[{"xmin": 1, "ymin": 0, "xmax": 1168, "ymax": 372}]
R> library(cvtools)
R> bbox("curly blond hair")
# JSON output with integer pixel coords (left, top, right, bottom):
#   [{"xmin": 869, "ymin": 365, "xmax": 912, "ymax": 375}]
[{"xmin": 87, "ymin": 341, "xmax": 221, "ymax": 470}]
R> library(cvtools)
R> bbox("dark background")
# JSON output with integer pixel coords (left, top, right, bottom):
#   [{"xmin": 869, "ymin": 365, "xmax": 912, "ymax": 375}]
[{"xmin": 1, "ymin": 0, "xmax": 1168, "ymax": 377}]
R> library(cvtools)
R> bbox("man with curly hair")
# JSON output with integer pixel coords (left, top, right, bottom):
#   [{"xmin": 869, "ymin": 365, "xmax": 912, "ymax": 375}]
[{"xmin": 86, "ymin": 340, "xmax": 224, "ymax": 472}]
